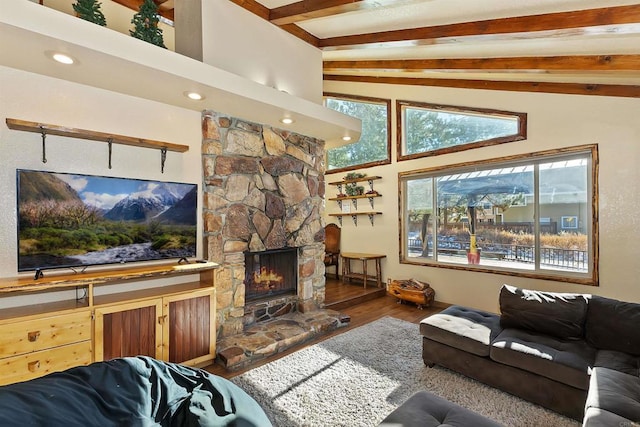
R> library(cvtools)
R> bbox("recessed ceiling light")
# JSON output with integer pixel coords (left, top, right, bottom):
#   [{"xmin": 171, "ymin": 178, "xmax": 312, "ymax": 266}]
[
  {"xmin": 184, "ymin": 91, "xmax": 204, "ymax": 101},
  {"xmin": 342, "ymin": 136, "xmax": 352, "ymax": 141},
  {"xmin": 51, "ymin": 53, "xmax": 75, "ymax": 65},
  {"xmin": 280, "ymin": 117, "xmax": 294, "ymax": 125}
]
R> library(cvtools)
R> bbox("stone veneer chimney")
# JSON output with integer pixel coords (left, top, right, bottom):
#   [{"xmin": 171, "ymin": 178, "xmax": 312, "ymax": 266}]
[{"xmin": 201, "ymin": 112, "xmax": 327, "ymax": 339}]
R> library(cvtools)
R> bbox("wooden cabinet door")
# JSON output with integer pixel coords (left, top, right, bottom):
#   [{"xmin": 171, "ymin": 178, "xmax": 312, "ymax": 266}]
[
  {"xmin": 94, "ymin": 299, "xmax": 163, "ymax": 362},
  {"xmin": 162, "ymin": 288, "xmax": 215, "ymax": 366}
]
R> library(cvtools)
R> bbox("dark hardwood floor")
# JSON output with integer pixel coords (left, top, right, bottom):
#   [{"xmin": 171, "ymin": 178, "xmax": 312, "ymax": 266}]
[{"xmin": 205, "ymin": 276, "xmax": 444, "ymax": 379}]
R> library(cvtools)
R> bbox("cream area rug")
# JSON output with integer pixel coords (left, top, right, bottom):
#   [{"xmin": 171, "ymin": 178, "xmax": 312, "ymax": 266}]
[{"xmin": 232, "ymin": 316, "xmax": 580, "ymax": 427}]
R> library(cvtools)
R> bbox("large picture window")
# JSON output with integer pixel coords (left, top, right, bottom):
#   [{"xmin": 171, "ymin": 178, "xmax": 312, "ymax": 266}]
[
  {"xmin": 324, "ymin": 93, "xmax": 391, "ymax": 173},
  {"xmin": 398, "ymin": 101, "xmax": 527, "ymax": 161},
  {"xmin": 400, "ymin": 145, "xmax": 598, "ymax": 286}
]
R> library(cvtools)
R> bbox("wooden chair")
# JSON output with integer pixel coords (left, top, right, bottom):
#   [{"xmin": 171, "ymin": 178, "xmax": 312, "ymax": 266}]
[{"xmin": 324, "ymin": 223, "xmax": 341, "ymax": 278}]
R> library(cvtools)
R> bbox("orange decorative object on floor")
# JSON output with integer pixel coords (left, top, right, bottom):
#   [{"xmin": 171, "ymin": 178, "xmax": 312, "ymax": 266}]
[{"xmin": 387, "ymin": 278, "xmax": 435, "ymax": 309}]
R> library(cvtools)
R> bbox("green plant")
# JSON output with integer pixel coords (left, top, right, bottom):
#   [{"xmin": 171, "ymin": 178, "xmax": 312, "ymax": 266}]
[
  {"xmin": 130, "ymin": 0, "xmax": 166, "ymax": 48},
  {"xmin": 344, "ymin": 172, "xmax": 366, "ymax": 181},
  {"xmin": 73, "ymin": 0, "xmax": 107, "ymax": 26}
]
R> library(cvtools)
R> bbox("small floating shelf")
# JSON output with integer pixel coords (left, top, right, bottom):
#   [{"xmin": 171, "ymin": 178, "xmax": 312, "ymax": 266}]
[{"xmin": 328, "ymin": 212, "xmax": 382, "ymax": 226}]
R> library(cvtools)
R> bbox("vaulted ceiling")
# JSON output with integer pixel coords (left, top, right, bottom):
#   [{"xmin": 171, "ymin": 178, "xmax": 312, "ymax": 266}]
[{"xmin": 120, "ymin": 0, "xmax": 640, "ymax": 97}]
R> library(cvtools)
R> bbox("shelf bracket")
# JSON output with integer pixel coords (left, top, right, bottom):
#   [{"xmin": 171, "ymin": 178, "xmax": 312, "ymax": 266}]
[
  {"xmin": 160, "ymin": 147, "xmax": 167, "ymax": 173},
  {"xmin": 367, "ymin": 179, "xmax": 375, "ymax": 191},
  {"xmin": 368, "ymin": 213, "xmax": 376, "ymax": 225},
  {"xmin": 351, "ymin": 214, "xmax": 358, "ymax": 226},
  {"xmin": 353, "ymin": 198, "xmax": 358, "ymax": 210},
  {"xmin": 336, "ymin": 216, "xmax": 343, "ymax": 226},
  {"xmin": 368, "ymin": 196, "xmax": 375, "ymax": 209},
  {"xmin": 40, "ymin": 127, "xmax": 47, "ymax": 163},
  {"xmin": 107, "ymin": 138, "xmax": 113, "ymax": 169},
  {"xmin": 336, "ymin": 199, "xmax": 342, "ymax": 209}
]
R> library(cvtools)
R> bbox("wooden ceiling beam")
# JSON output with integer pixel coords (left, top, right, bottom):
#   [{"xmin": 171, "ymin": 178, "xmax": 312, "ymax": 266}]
[
  {"xmin": 323, "ymin": 74, "xmax": 640, "ymax": 98},
  {"xmin": 318, "ymin": 5, "xmax": 640, "ymax": 48},
  {"xmin": 324, "ymin": 55, "xmax": 640, "ymax": 72},
  {"xmin": 269, "ymin": 0, "xmax": 403, "ymax": 26},
  {"xmin": 228, "ymin": 0, "xmax": 270, "ymax": 20},
  {"xmin": 279, "ymin": 24, "xmax": 321, "ymax": 47}
]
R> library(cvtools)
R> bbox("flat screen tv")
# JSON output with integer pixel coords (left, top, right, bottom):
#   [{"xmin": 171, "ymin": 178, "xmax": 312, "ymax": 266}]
[{"xmin": 17, "ymin": 169, "xmax": 198, "ymax": 274}]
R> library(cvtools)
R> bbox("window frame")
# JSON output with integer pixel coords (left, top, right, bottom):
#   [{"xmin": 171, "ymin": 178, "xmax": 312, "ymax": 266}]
[
  {"xmin": 324, "ymin": 92, "xmax": 392, "ymax": 174},
  {"xmin": 397, "ymin": 100, "xmax": 527, "ymax": 161},
  {"xmin": 398, "ymin": 144, "xmax": 599, "ymax": 286}
]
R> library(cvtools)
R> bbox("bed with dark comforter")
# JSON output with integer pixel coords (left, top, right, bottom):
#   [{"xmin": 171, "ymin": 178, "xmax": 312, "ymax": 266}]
[{"xmin": 0, "ymin": 356, "xmax": 271, "ymax": 427}]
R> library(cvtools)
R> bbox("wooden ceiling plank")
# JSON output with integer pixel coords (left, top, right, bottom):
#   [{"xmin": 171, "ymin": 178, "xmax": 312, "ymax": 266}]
[
  {"xmin": 323, "ymin": 74, "xmax": 640, "ymax": 98},
  {"xmin": 323, "ymin": 55, "xmax": 640, "ymax": 72},
  {"xmin": 270, "ymin": 0, "xmax": 401, "ymax": 26},
  {"xmin": 318, "ymin": 5, "xmax": 640, "ymax": 48}
]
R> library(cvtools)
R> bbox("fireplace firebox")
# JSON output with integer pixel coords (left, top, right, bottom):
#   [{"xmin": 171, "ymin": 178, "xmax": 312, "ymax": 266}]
[{"xmin": 244, "ymin": 248, "xmax": 298, "ymax": 302}]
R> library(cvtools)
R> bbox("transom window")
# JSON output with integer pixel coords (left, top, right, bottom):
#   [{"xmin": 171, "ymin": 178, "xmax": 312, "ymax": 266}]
[
  {"xmin": 398, "ymin": 100, "xmax": 527, "ymax": 160},
  {"xmin": 324, "ymin": 93, "xmax": 391, "ymax": 173},
  {"xmin": 399, "ymin": 145, "xmax": 598, "ymax": 286}
]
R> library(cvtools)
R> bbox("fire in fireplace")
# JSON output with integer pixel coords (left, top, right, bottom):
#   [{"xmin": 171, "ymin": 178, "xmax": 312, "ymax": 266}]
[{"xmin": 244, "ymin": 248, "xmax": 298, "ymax": 302}]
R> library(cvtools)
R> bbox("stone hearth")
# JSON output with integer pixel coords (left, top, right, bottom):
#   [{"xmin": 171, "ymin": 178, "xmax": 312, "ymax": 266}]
[{"xmin": 216, "ymin": 310, "xmax": 350, "ymax": 370}]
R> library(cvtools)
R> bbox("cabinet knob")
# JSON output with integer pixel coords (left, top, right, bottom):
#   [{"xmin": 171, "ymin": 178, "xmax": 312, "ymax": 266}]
[
  {"xmin": 27, "ymin": 360, "xmax": 40, "ymax": 372},
  {"xmin": 158, "ymin": 315, "xmax": 167, "ymax": 325},
  {"xmin": 27, "ymin": 331, "xmax": 40, "ymax": 342}
]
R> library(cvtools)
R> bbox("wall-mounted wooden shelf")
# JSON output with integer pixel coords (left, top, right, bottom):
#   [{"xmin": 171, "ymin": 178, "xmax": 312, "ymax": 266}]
[
  {"xmin": 328, "ymin": 193, "xmax": 382, "ymax": 210},
  {"xmin": 328, "ymin": 176, "xmax": 382, "ymax": 185},
  {"xmin": 6, "ymin": 119, "xmax": 189, "ymax": 152},
  {"xmin": 328, "ymin": 211, "xmax": 382, "ymax": 226},
  {"xmin": 327, "ymin": 176, "xmax": 383, "ymax": 225},
  {"xmin": 6, "ymin": 118, "xmax": 189, "ymax": 172}
]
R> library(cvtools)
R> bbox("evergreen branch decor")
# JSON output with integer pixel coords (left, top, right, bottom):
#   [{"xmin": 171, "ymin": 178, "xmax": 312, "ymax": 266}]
[
  {"xmin": 130, "ymin": 0, "xmax": 166, "ymax": 49},
  {"xmin": 73, "ymin": 0, "xmax": 106, "ymax": 26}
]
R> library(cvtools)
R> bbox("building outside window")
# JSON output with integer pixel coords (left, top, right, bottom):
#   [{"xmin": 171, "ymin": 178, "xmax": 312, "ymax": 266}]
[
  {"xmin": 400, "ymin": 145, "xmax": 598, "ymax": 285},
  {"xmin": 324, "ymin": 93, "xmax": 391, "ymax": 173}
]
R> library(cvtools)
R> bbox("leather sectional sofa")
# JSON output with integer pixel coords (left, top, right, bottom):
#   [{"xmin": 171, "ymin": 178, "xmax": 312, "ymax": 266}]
[{"xmin": 420, "ymin": 285, "xmax": 640, "ymax": 425}]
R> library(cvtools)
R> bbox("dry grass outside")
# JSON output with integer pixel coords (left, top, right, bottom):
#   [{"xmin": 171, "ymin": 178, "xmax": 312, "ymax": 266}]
[{"xmin": 440, "ymin": 228, "xmax": 587, "ymax": 251}]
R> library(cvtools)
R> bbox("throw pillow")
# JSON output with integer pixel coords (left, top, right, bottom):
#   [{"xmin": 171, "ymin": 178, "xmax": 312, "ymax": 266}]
[
  {"xmin": 585, "ymin": 296, "xmax": 640, "ymax": 356},
  {"xmin": 499, "ymin": 284, "xmax": 589, "ymax": 340}
]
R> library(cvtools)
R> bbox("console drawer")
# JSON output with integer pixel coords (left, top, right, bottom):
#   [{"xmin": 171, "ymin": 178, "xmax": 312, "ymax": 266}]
[
  {"xmin": 0, "ymin": 311, "xmax": 91, "ymax": 358},
  {"xmin": 0, "ymin": 340, "xmax": 92, "ymax": 386}
]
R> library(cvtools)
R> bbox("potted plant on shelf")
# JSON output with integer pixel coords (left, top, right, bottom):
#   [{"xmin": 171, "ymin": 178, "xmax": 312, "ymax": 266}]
[{"xmin": 344, "ymin": 172, "xmax": 366, "ymax": 197}]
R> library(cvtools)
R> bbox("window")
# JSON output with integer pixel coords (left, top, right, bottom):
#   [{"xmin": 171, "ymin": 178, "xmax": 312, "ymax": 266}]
[
  {"xmin": 400, "ymin": 145, "xmax": 598, "ymax": 286},
  {"xmin": 324, "ymin": 93, "xmax": 391, "ymax": 173},
  {"xmin": 397, "ymin": 101, "xmax": 526, "ymax": 161}
]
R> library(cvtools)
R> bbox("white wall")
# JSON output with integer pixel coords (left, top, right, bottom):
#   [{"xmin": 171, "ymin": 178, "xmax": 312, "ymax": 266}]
[
  {"xmin": 199, "ymin": 0, "xmax": 323, "ymax": 103},
  {"xmin": 323, "ymin": 80, "xmax": 640, "ymax": 312},
  {"xmin": 0, "ymin": 66, "xmax": 203, "ymax": 304}
]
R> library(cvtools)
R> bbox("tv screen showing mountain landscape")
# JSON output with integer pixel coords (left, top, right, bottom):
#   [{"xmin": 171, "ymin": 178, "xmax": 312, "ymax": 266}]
[{"xmin": 17, "ymin": 169, "xmax": 198, "ymax": 272}]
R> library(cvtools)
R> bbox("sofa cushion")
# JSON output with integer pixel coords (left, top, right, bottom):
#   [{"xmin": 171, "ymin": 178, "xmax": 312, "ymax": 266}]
[
  {"xmin": 378, "ymin": 391, "xmax": 502, "ymax": 427},
  {"xmin": 583, "ymin": 407, "xmax": 638, "ymax": 427},
  {"xmin": 586, "ymin": 295, "xmax": 640, "ymax": 356},
  {"xmin": 595, "ymin": 349, "xmax": 640, "ymax": 377},
  {"xmin": 490, "ymin": 328, "xmax": 596, "ymax": 390},
  {"xmin": 421, "ymin": 306, "xmax": 502, "ymax": 357},
  {"xmin": 585, "ymin": 367, "xmax": 640, "ymax": 423},
  {"xmin": 499, "ymin": 284, "xmax": 589, "ymax": 340}
]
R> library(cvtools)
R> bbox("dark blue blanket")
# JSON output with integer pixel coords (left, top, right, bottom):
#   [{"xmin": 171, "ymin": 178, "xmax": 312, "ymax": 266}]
[{"xmin": 0, "ymin": 356, "xmax": 272, "ymax": 426}]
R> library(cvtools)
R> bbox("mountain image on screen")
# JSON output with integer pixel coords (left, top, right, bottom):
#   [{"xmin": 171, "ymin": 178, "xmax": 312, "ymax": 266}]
[{"xmin": 17, "ymin": 170, "xmax": 198, "ymax": 272}]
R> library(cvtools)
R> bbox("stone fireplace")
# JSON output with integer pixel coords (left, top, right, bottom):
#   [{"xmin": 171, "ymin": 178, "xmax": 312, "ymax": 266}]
[{"xmin": 201, "ymin": 112, "xmax": 327, "ymax": 340}]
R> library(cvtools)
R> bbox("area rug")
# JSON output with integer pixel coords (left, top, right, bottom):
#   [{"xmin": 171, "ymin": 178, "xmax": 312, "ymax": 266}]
[{"xmin": 232, "ymin": 316, "xmax": 581, "ymax": 427}]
